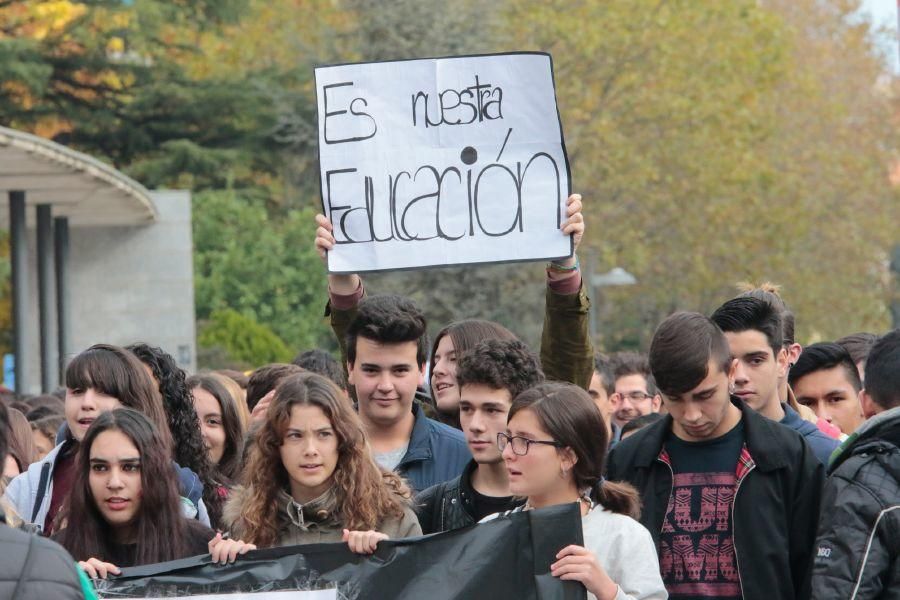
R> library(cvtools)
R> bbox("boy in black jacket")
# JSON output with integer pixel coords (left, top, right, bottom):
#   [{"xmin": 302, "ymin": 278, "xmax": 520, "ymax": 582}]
[
  {"xmin": 811, "ymin": 328, "xmax": 900, "ymax": 599},
  {"xmin": 415, "ymin": 339, "xmax": 543, "ymax": 533},
  {"xmin": 607, "ymin": 311, "xmax": 823, "ymax": 600}
]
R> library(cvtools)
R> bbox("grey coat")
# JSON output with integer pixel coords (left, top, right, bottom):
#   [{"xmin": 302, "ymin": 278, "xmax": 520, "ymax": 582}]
[{"xmin": 0, "ymin": 511, "xmax": 85, "ymax": 600}]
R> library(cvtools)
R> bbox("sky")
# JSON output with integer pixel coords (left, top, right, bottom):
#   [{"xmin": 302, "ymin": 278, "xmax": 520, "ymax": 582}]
[{"xmin": 859, "ymin": 0, "xmax": 899, "ymax": 72}]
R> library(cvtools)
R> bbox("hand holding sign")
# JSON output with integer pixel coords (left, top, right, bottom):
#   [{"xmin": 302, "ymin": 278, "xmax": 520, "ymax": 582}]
[{"xmin": 315, "ymin": 52, "xmax": 571, "ymax": 273}]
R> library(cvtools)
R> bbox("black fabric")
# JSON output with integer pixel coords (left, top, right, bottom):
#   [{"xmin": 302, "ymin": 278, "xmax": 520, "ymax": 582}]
[
  {"xmin": 103, "ymin": 520, "xmax": 213, "ymax": 568},
  {"xmin": 415, "ymin": 460, "xmax": 523, "ymax": 534},
  {"xmin": 810, "ymin": 411, "xmax": 900, "ymax": 599},
  {"xmin": 95, "ymin": 503, "xmax": 586, "ymax": 600},
  {"xmin": 469, "ymin": 482, "xmax": 516, "ymax": 523},
  {"xmin": 660, "ymin": 420, "xmax": 744, "ymax": 599},
  {"xmin": 607, "ymin": 399, "xmax": 824, "ymax": 600},
  {"xmin": 0, "ymin": 517, "xmax": 84, "ymax": 600},
  {"xmin": 664, "ymin": 420, "xmax": 744, "ymax": 473}
]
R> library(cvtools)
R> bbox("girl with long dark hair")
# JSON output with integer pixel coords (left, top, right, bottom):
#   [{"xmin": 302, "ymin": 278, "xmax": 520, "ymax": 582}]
[
  {"xmin": 54, "ymin": 409, "xmax": 253, "ymax": 579},
  {"xmin": 187, "ymin": 373, "xmax": 246, "ymax": 485},
  {"xmin": 429, "ymin": 320, "xmax": 518, "ymax": 428},
  {"xmin": 4, "ymin": 344, "xmax": 174, "ymax": 534},
  {"xmin": 223, "ymin": 372, "xmax": 421, "ymax": 552},
  {"xmin": 128, "ymin": 343, "xmax": 224, "ymax": 528},
  {"xmin": 488, "ymin": 382, "xmax": 666, "ymax": 600}
]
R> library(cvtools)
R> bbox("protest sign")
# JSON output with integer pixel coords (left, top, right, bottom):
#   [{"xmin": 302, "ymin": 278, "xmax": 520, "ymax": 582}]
[
  {"xmin": 96, "ymin": 503, "xmax": 585, "ymax": 600},
  {"xmin": 315, "ymin": 52, "xmax": 571, "ymax": 273}
]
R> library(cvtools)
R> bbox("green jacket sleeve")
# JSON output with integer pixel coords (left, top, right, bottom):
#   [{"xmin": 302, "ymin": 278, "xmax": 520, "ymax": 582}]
[
  {"xmin": 325, "ymin": 298, "xmax": 359, "ymax": 393},
  {"xmin": 540, "ymin": 280, "xmax": 594, "ymax": 390}
]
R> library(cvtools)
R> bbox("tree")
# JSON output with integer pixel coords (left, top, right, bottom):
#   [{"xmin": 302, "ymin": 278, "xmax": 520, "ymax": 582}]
[
  {"xmin": 191, "ymin": 189, "xmax": 333, "ymax": 359},
  {"xmin": 197, "ymin": 309, "xmax": 292, "ymax": 369},
  {"xmin": 499, "ymin": 0, "xmax": 899, "ymax": 348}
]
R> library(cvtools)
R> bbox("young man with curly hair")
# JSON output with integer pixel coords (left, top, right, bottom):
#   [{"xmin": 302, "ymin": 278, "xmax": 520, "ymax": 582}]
[{"xmin": 414, "ymin": 339, "xmax": 544, "ymax": 533}]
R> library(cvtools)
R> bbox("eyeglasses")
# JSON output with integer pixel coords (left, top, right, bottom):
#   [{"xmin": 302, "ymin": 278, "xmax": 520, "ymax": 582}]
[
  {"xmin": 497, "ymin": 432, "xmax": 562, "ymax": 456},
  {"xmin": 614, "ymin": 391, "xmax": 654, "ymax": 402}
]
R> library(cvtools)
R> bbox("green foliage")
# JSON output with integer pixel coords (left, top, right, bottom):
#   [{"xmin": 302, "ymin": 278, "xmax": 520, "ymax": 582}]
[
  {"xmin": 197, "ymin": 309, "xmax": 291, "ymax": 369},
  {"xmin": 191, "ymin": 189, "xmax": 333, "ymax": 358},
  {"xmin": 1, "ymin": 0, "xmax": 897, "ymax": 365}
]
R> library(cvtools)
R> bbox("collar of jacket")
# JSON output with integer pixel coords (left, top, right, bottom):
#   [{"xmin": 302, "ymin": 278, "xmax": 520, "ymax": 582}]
[
  {"xmin": 630, "ymin": 397, "xmax": 790, "ymax": 473},
  {"xmin": 457, "ymin": 459, "xmax": 480, "ymax": 502},
  {"xmin": 829, "ymin": 405, "xmax": 900, "ymax": 473},
  {"xmin": 398, "ymin": 403, "xmax": 433, "ymax": 467}
]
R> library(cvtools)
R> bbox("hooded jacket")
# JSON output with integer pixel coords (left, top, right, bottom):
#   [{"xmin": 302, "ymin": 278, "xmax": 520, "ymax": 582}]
[
  {"xmin": 222, "ymin": 485, "xmax": 421, "ymax": 547},
  {"xmin": 780, "ymin": 403, "xmax": 840, "ymax": 465},
  {"xmin": 810, "ymin": 405, "xmax": 900, "ymax": 599},
  {"xmin": 607, "ymin": 399, "xmax": 824, "ymax": 600}
]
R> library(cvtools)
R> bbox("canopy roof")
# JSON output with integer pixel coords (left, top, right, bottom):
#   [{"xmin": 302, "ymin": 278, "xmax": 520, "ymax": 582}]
[{"xmin": 0, "ymin": 125, "xmax": 157, "ymax": 227}]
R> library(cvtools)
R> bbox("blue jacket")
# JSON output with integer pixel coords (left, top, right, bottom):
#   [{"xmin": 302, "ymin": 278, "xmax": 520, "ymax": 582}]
[
  {"xmin": 780, "ymin": 403, "xmax": 840, "ymax": 465},
  {"xmin": 398, "ymin": 404, "xmax": 470, "ymax": 493}
]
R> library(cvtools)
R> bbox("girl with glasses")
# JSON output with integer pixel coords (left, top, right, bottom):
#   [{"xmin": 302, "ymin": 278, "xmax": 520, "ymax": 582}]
[{"xmin": 488, "ymin": 382, "xmax": 666, "ymax": 600}]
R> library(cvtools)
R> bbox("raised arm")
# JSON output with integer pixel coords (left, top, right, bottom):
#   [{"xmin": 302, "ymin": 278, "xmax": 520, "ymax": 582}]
[
  {"xmin": 540, "ymin": 194, "xmax": 594, "ymax": 390},
  {"xmin": 315, "ymin": 213, "xmax": 364, "ymax": 371}
]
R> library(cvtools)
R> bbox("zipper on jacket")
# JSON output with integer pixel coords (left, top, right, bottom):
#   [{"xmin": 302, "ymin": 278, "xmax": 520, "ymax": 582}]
[
  {"xmin": 732, "ymin": 463, "xmax": 755, "ymax": 599},
  {"xmin": 655, "ymin": 454, "xmax": 675, "ymax": 545}
]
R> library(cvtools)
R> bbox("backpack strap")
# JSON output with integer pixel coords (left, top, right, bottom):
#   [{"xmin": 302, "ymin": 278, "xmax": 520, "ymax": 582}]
[{"xmin": 31, "ymin": 461, "xmax": 52, "ymax": 526}]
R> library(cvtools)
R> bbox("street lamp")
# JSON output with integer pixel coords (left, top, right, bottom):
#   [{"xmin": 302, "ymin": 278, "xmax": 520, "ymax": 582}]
[{"xmin": 588, "ymin": 266, "xmax": 638, "ymax": 344}]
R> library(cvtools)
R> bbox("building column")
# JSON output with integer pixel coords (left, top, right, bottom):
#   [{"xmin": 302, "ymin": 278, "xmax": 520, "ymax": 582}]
[
  {"xmin": 37, "ymin": 204, "xmax": 55, "ymax": 392},
  {"xmin": 9, "ymin": 191, "xmax": 28, "ymax": 394},
  {"xmin": 55, "ymin": 216, "xmax": 70, "ymax": 385}
]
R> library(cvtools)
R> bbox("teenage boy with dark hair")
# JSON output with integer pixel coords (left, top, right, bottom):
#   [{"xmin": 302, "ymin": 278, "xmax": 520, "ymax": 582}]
[
  {"xmin": 589, "ymin": 352, "xmax": 615, "ymax": 438},
  {"xmin": 608, "ymin": 352, "xmax": 661, "ymax": 442},
  {"xmin": 607, "ymin": 311, "xmax": 823, "ymax": 600},
  {"xmin": 415, "ymin": 339, "xmax": 544, "ymax": 533},
  {"xmin": 344, "ymin": 294, "xmax": 469, "ymax": 492},
  {"xmin": 789, "ymin": 343, "xmax": 865, "ymax": 437},
  {"xmin": 736, "ymin": 283, "xmax": 825, "ymax": 428},
  {"xmin": 811, "ymin": 329, "xmax": 900, "ymax": 597},
  {"xmin": 712, "ymin": 297, "xmax": 838, "ymax": 464}
]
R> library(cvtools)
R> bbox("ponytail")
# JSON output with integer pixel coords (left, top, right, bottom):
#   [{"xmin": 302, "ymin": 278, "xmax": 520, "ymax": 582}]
[{"xmin": 592, "ymin": 478, "xmax": 641, "ymax": 520}]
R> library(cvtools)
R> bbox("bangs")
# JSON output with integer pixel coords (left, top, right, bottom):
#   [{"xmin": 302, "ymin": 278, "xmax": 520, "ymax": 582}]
[{"xmin": 65, "ymin": 346, "xmax": 132, "ymax": 399}]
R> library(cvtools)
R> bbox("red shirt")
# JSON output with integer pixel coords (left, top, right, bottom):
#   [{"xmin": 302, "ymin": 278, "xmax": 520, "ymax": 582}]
[{"xmin": 44, "ymin": 446, "xmax": 77, "ymax": 535}]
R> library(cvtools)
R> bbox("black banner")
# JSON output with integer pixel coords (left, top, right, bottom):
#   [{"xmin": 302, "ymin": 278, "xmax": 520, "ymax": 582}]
[{"xmin": 96, "ymin": 503, "xmax": 586, "ymax": 600}]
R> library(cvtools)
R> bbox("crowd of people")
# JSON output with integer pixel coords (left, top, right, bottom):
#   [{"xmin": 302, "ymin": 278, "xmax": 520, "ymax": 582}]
[{"xmin": 0, "ymin": 197, "xmax": 898, "ymax": 600}]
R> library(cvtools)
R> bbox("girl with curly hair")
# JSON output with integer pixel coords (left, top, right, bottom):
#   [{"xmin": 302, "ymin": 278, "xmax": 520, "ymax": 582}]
[
  {"xmin": 223, "ymin": 372, "xmax": 421, "ymax": 552},
  {"xmin": 53, "ymin": 409, "xmax": 254, "ymax": 579},
  {"xmin": 127, "ymin": 343, "xmax": 223, "ymax": 528}
]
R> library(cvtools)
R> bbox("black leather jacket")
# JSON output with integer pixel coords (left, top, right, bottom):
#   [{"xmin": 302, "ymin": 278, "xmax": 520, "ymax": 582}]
[
  {"xmin": 607, "ymin": 399, "xmax": 824, "ymax": 600},
  {"xmin": 414, "ymin": 461, "xmax": 524, "ymax": 534}
]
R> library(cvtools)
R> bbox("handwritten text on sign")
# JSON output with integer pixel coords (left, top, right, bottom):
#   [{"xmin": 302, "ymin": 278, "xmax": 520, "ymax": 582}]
[{"xmin": 315, "ymin": 53, "xmax": 571, "ymax": 273}]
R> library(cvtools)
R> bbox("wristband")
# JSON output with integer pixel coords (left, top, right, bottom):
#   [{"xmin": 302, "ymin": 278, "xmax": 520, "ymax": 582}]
[{"xmin": 547, "ymin": 256, "xmax": 579, "ymax": 272}]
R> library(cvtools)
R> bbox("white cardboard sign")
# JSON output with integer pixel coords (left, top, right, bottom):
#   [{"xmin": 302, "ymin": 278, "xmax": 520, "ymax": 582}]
[{"xmin": 315, "ymin": 52, "xmax": 571, "ymax": 273}]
